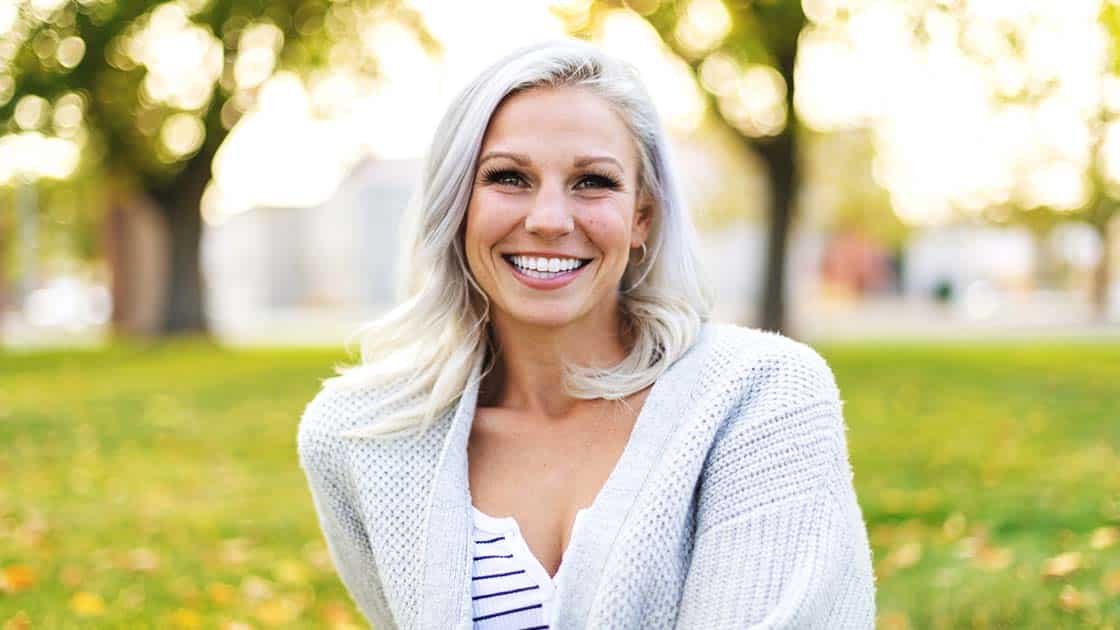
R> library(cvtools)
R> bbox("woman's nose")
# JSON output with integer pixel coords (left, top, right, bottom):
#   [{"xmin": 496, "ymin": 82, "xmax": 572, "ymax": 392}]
[{"xmin": 524, "ymin": 183, "xmax": 574, "ymax": 236}]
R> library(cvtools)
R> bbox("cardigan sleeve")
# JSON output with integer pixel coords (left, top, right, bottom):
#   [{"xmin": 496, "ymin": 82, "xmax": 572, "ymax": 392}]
[
  {"xmin": 675, "ymin": 342, "xmax": 877, "ymax": 628},
  {"xmin": 297, "ymin": 400, "xmax": 396, "ymax": 628}
]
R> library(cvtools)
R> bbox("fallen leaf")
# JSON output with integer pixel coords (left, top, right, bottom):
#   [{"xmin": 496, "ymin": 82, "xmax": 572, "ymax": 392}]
[
  {"xmin": 241, "ymin": 576, "xmax": 273, "ymax": 602},
  {"xmin": 1090, "ymin": 526, "xmax": 1119, "ymax": 550},
  {"xmin": 209, "ymin": 582, "xmax": 237, "ymax": 606},
  {"xmin": 70, "ymin": 591, "xmax": 105, "ymax": 617},
  {"xmin": 272, "ymin": 560, "xmax": 308, "ymax": 585},
  {"xmin": 219, "ymin": 538, "xmax": 252, "ymax": 566},
  {"xmin": 1042, "ymin": 552, "xmax": 1082, "ymax": 578},
  {"xmin": 1103, "ymin": 569, "xmax": 1120, "ymax": 596},
  {"xmin": 13, "ymin": 511, "xmax": 47, "ymax": 548},
  {"xmin": 169, "ymin": 608, "xmax": 202, "ymax": 629},
  {"xmin": 321, "ymin": 600, "xmax": 354, "ymax": 626},
  {"xmin": 889, "ymin": 542, "xmax": 923, "ymax": 569},
  {"xmin": 941, "ymin": 512, "xmax": 967, "ymax": 541},
  {"xmin": 127, "ymin": 548, "xmax": 160, "ymax": 572},
  {"xmin": 254, "ymin": 597, "xmax": 303, "ymax": 626},
  {"xmin": 876, "ymin": 611, "xmax": 911, "ymax": 630},
  {"xmin": 59, "ymin": 565, "xmax": 83, "ymax": 588},
  {"xmin": 302, "ymin": 540, "xmax": 331, "ymax": 572},
  {"xmin": 1058, "ymin": 584, "xmax": 1084, "ymax": 611},
  {"xmin": 0, "ymin": 566, "xmax": 34, "ymax": 593},
  {"xmin": 973, "ymin": 546, "xmax": 1014, "ymax": 571},
  {"xmin": 3, "ymin": 611, "xmax": 32, "ymax": 630}
]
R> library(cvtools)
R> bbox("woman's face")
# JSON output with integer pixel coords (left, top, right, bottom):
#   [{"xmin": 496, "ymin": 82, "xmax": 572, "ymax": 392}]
[{"xmin": 463, "ymin": 85, "xmax": 651, "ymax": 331}]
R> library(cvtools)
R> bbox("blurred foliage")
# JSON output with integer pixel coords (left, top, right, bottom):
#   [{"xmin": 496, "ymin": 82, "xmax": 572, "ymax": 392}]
[
  {"xmin": 0, "ymin": 0, "xmax": 435, "ymax": 188},
  {"xmin": 0, "ymin": 340, "xmax": 1118, "ymax": 626}
]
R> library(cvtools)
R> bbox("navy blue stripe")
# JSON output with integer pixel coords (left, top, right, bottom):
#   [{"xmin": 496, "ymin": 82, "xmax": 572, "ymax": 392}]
[
  {"xmin": 472, "ymin": 569, "xmax": 526, "ymax": 581},
  {"xmin": 475, "ymin": 536, "xmax": 505, "ymax": 544},
  {"xmin": 474, "ymin": 553, "xmax": 514, "ymax": 561},
  {"xmin": 473, "ymin": 603, "xmax": 542, "ymax": 621},
  {"xmin": 520, "ymin": 626, "xmax": 549, "ymax": 630},
  {"xmin": 472, "ymin": 584, "xmax": 539, "ymax": 601}
]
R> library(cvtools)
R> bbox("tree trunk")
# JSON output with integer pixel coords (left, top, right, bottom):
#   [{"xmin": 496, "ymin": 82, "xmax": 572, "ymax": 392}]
[
  {"xmin": 1090, "ymin": 205, "xmax": 1115, "ymax": 323},
  {"xmin": 102, "ymin": 187, "xmax": 170, "ymax": 337},
  {"xmin": 754, "ymin": 51, "xmax": 798, "ymax": 334},
  {"xmin": 0, "ymin": 201, "xmax": 6, "ymax": 328},
  {"xmin": 150, "ymin": 148, "xmax": 214, "ymax": 336}
]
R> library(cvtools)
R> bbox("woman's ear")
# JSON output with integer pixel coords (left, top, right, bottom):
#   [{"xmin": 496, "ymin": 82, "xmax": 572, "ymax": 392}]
[{"xmin": 632, "ymin": 192, "xmax": 654, "ymax": 245}]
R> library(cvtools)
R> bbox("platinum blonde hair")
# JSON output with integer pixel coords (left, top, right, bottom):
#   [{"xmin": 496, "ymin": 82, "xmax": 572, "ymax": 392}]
[{"xmin": 327, "ymin": 38, "xmax": 714, "ymax": 439}]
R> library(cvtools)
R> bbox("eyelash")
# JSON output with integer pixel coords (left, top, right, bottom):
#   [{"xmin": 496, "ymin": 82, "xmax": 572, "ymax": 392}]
[{"xmin": 479, "ymin": 168, "xmax": 622, "ymax": 191}]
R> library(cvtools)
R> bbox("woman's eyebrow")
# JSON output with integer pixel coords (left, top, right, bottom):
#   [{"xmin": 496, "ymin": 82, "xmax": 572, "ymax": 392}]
[{"xmin": 477, "ymin": 151, "xmax": 624, "ymax": 171}]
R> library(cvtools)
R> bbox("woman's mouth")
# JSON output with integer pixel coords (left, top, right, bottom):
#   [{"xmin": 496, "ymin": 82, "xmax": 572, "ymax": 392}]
[{"xmin": 501, "ymin": 254, "xmax": 594, "ymax": 290}]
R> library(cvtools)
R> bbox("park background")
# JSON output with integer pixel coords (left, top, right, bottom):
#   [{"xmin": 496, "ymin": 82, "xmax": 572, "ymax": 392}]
[{"xmin": 2, "ymin": 0, "xmax": 1119, "ymax": 627}]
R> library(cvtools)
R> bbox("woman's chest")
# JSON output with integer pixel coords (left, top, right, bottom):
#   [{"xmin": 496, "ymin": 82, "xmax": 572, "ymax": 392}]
[{"xmin": 465, "ymin": 403, "xmax": 641, "ymax": 577}]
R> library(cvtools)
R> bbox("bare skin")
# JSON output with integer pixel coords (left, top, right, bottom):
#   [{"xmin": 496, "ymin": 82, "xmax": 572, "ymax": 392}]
[
  {"xmin": 462, "ymin": 84, "xmax": 654, "ymax": 578},
  {"xmin": 468, "ymin": 387, "xmax": 652, "ymax": 578}
]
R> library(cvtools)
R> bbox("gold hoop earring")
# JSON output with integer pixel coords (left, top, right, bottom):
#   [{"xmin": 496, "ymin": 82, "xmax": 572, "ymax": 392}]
[{"xmin": 634, "ymin": 242, "xmax": 648, "ymax": 265}]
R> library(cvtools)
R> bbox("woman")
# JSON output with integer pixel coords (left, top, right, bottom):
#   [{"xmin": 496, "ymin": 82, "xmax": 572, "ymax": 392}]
[{"xmin": 298, "ymin": 39, "xmax": 876, "ymax": 629}]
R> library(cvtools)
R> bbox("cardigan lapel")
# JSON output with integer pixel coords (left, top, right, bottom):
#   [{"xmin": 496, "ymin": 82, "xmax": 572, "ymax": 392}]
[
  {"xmin": 417, "ymin": 354, "xmax": 483, "ymax": 630},
  {"xmin": 552, "ymin": 323, "xmax": 711, "ymax": 627}
]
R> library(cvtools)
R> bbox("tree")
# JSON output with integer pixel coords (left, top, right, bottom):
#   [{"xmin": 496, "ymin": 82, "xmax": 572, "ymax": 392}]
[{"xmin": 0, "ymin": 0, "xmax": 432, "ymax": 335}]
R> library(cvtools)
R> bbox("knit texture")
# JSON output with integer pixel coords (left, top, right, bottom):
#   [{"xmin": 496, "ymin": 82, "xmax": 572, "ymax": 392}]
[{"xmin": 297, "ymin": 321, "xmax": 877, "ymax": 629}]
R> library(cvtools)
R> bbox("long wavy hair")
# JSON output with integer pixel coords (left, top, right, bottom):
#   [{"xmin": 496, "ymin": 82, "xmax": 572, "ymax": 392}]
[{"xmin": 327, "ymin": 38, "xmax": 714, "ymax": 439}]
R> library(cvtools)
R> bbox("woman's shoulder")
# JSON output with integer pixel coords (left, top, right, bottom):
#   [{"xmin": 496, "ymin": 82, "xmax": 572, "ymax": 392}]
[
  {"xmin": 297, "ymin": 374, "xmax": 410, "ymax": 444},
  {"xmin": 699, "ymin": 321, "xmax": 842, "ymax": 423},
  {"xmin": 704, "ymin": 322, "xmax": 838, "ymax": 388}
]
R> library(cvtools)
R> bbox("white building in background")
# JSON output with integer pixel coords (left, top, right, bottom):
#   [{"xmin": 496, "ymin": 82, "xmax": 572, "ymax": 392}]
[{"xmin": 201, "ymin": 158, "xmax": 420, "ymax": 345}]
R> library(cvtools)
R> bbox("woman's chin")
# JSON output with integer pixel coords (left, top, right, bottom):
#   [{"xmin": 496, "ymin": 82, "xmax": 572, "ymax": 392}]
[{"xmin": 502, "ymin": 304, "xmax": 586, "ymax": 329}]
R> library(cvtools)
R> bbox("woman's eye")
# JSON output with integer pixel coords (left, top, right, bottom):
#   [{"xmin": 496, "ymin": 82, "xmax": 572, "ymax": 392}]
[
  {"xmin": 483, "ymin": 169, "xmax": 525, "ymax": 187},
  {"xmin": 575, "ymin": 174, "xmax": 621, "ymax": 190}
]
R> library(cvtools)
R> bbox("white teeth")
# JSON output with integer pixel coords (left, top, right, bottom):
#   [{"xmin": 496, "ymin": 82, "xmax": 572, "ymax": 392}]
[{"xmin": 509, "ymin": 255, "xmax": 584, "ymax": 273}]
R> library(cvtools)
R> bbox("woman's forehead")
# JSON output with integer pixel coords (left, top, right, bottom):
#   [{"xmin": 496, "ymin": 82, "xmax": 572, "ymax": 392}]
[{"xmin": 479, "ymin": 86, "xmax": 639, "ymax": 171}]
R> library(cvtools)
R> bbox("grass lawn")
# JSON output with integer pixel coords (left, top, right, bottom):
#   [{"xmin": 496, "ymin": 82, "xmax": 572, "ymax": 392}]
[{"xmin": 1, "ymin": 336, "xmax": 1118, "ymax": 628}]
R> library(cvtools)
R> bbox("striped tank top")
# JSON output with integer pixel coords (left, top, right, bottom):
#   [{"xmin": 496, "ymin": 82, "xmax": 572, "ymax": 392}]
[{"xmin": 470, "ymin": 505, "xmax": 589, "ymax": 629}]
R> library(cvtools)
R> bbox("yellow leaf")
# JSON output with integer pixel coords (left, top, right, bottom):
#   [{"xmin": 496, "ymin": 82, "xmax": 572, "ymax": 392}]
[
  {"xmin": 254, "ymin": 598, "xmax": 302, "ymax": 626},
  {"xmin": 1103, "ymin": 569, "xmax": 1120, "ymax": 596},
  {"xmin": 3, "ymin": 611, "xmax": 32, "ymax": 630},
  {"xmin": 889, "ymin": 542, "xmax": 922, "ymax": 569},
  {"xmin": 321, "ymin": 600, "xmax": 354, "ymax": 626},
  {"xmin": 219, "ymin": 538, "xmax": 252, "ymax": 567},
  {"xmin": 59, "ymin": 565, "xmax": 83, "ymax": 588},
  {"xmin": 1042, "ymin": 551, "xmax": 1082, "ymax": 578},
  {"xmin": 0, "ymin": 566, "xmax": 35, "ymax": 593},
  {"xmin": 169, "ymin": 608, "xmax": 202, "ymax": 629},
  {"xmin": 219, "ymin": 621, "xmax": 254, "ymax": 630},
  {"xmin": 272, "ymin": 560, "xmax": 308, "ymax": 585},
  {"xmin": 241, "ymin": 576, "xmax": 273, "ymax": 602},
  {"xmin": 1058, "ymin": 584, "xmax": 1084, "ymax": 611},
  {"xmin": 127, "ymin": 548, "xmax": 160, "ymax": 572},
  {"xmin": 973, "ymin": 546, "xmax": 1014, "ymax": 571},
  {"xmin": 941, "ymin": 512, "xmax": 966, "ymax": 541},
  {"xmin": 876, "ymin": 611, "xmax": 911, "ymax": 630},
  {"xmin": 209, "ymin": 582, "xmax": 237, "ymax": 606},
  {"xmin": 70, "ymin": 591, "xmax": 105, "ymax": 617},
  {"xmin": 1090, "ymin": 526, "xmax": 1119, "ymax": 550}
]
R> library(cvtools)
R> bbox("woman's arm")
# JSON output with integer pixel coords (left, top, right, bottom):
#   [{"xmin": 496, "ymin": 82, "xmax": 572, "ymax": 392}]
[
  {"xmin": 298, "ymin": 405, "xmax": 396, "ymax": 628},
  {"xmin": 675, "ymin": 343, "xmax": 877, "ymax": 628}
]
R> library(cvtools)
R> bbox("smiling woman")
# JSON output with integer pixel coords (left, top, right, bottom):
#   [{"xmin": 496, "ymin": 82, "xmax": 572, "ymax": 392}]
[
  {"xmin": 464, "ymin": 84, "xmax": 651, "ymax": 332},
  {"xmin": 297, "ymin": 38, "xmax": 876, "ymax": 630}
]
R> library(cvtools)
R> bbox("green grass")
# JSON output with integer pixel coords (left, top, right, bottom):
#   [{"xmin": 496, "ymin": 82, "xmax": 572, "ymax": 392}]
[{"xmin": 1, "ymin": 337, "xmax": 1118, "ymax": 628}]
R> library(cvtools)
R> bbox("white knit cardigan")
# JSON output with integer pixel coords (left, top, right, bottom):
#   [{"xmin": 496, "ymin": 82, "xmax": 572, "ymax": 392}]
[{"xmin": 297, "ymin": 321, "xmax": 877, "ymax": 629}]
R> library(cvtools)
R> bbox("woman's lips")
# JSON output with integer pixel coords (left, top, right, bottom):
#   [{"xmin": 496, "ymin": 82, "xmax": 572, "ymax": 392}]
[{"xmin": 502, "ymin": 256, "xmax": 592, "ymax": 290}]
